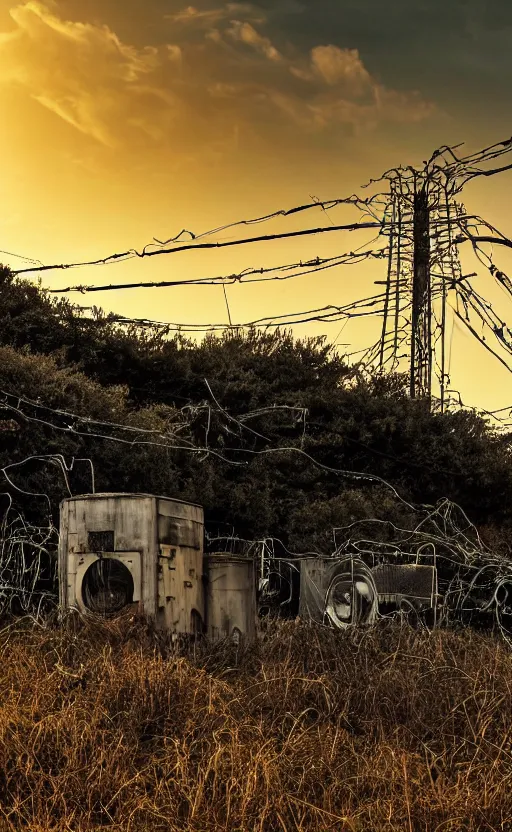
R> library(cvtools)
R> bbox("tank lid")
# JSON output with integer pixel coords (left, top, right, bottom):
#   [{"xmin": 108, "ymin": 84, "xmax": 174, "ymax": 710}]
[
  {"xmin": 206, "ymin": 552, "xmax": 254, "ymax": 563},
  {"xmin": 61, "ymin": 492, "xmax": 203, "ymax": 509}
]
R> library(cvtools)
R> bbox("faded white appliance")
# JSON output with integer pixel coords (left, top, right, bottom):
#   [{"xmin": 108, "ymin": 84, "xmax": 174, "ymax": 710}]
[
  {"xmin": 299, "ymin": 556, "xmax": 438, "ymax": 628},
  {"xmin": 299, "ymin": 557, "xmax": 379, "ymax": 629},
  {"xmin": 205, "ymin": 553, "xmax": 257, "ymax": 643},
  {"xmin": 59, "ymin": 493, "xmax": 205, "ymax": 636}
]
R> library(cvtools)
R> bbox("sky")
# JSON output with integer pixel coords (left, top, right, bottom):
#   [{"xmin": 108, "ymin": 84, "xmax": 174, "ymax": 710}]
[{"xmin": 0, "ymin": 0, "xmax": 511, "ymax": 412}]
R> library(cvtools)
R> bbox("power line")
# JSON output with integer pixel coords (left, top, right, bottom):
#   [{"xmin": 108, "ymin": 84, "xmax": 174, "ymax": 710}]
[
  {"xmin": 12, "ymin": 221, "xmax": 384, "ymax": 277},
  {"xmin": 70, "ymin": 294, "xmax": 389, "ymax": 333},
  {"xmin": 0, "ymin": 249, "xmax": 43, "ymax": 266},
  {"xmin": 46, "ymin": 248, "xmax": 388, "ymax": 294},
  {"xmin": 150, "ymin": 193, "xmax": 387, "ymax": 246},
  {"xmin": 5, "ymin": 132, "xmax": 512, "ymax": 409}
]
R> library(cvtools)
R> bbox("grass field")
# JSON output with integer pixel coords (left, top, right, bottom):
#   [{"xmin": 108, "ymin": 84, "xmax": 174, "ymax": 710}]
[{"xmin": 0, "ymin": 614, "xmax": 510, "ymax": 831}]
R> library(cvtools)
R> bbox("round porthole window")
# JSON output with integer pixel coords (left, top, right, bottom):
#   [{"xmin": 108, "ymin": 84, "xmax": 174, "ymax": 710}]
[
  {"xmin": 324, "ymin": 560, "xmax": 378, "ymax": 629},
  {"xmin": 82, "ymin": 559, "xmax": 134, "ymax": 616}
]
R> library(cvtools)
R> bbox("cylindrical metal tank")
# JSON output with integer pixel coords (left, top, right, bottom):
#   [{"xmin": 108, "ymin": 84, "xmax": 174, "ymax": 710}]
[{"xmin": 205, "ymin": 554, "xmax": 257, "ymax": 643}]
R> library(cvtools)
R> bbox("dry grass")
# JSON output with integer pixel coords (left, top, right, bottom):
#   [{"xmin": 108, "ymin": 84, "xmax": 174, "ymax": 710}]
[{"xmin": 0, "ymin": 614, "xmax": 510, "ymax": 831}]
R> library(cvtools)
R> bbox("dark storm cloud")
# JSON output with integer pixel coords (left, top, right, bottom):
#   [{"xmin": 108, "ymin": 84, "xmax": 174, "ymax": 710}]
[
  {"xmin": 57, "ymin": 0, "xmax": 512, "ymax": 110},
  {"xmin": 0, "ymin": 1, "xmax": 436, "ymax": 156},
  {"xmin": 270, "ymin": 0, "xmax": 512, "ymax": 112}
]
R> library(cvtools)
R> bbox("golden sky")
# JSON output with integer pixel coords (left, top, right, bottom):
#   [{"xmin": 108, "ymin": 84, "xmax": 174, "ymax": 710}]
[{"xmin": 0, "ymin": 0, "xmax": 511, "ymax": 413}]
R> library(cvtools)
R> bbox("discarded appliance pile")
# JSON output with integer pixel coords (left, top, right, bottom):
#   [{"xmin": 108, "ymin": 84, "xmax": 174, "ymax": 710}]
[
  {"xmin": 59, "ymin": 493, "xmax": 257, "ymax": 643},
  {"xmin": 56, "ymin": 492, "xmax": 512, "ymax": 646}
]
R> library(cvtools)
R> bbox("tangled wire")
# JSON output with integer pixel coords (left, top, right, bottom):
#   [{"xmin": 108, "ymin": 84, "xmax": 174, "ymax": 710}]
[
  {"xmin": 0, "ymin": 495, "xmax": 58, "ymax": 618},
  {"xmin": 219, "ymin": 496, "xmax": 512, "ymax": 646}
]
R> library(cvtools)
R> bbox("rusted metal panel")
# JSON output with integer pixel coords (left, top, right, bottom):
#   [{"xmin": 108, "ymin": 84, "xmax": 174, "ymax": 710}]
[
  {"xmin": 157, "ymin": 498, "xmax": 203, "ymax": 549},
  {"xmin": 157, "ymin": 544, "xmax": 204, "ymax": 636},
  {"xmin": 65, "ymin": 494, "xmax": 154, "ymax": 554},
  {"xmin": 157, "ymin": 498, "xmax": 203, "ymax": 523},
  {"xmin": 372, "ymin": 563, "xmax": 437, "ymax": 607}
]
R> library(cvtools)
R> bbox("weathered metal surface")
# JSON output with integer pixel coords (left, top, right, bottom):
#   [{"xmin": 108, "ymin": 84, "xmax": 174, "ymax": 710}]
[
  {"xmin": 157, "ymin": 544, "xmax": 204, "ymax": 637},
  {"xmin": 157, "ymin": 498, "xmax": 203, "ymax": 549},
  {"xmin": 299, "ymin": 556, "xmax": 438, "ymax": 627},
  {"xmin": 372, "ymin": 563, "xmax": 437, "ymax": 608},
  {"xmin": 299, "ymin": 557, "xmax": 378, "ymax": 628},
  {"xmin": 156, "ymin": 498, "xmax": 204, "ymax": 635},
  {"xmin": 59, "ymin": 493, "xmax": 205, "ymax": 633},
  {"xmin": 205, "ymin": 554, "xmax": 257, "ymax": 643}
]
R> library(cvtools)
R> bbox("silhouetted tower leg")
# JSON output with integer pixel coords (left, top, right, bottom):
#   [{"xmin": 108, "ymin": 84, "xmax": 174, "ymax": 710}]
[{"xmin": 410, "ymin": 186, "xmax": 432, "ymax": 404}]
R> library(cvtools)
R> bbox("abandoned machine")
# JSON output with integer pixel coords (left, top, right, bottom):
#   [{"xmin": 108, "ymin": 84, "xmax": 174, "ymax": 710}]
[{"xmin": 58, "ymin": 491, "xmax": 449, "ymax": 641}]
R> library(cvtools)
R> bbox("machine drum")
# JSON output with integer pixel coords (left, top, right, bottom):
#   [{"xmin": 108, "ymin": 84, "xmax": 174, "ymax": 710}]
[
  {"xmin": 324, "ymin": 560, "xmax": 378, "ymax": 629},
  {"xmin": 82, "ymin": 558, "xmax": 135, "ymax": 616}
]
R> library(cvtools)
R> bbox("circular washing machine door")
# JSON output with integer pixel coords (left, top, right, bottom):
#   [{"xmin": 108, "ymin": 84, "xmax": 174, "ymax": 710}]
[
  {"xmin": 324, "ymin": 559, "xmax": 378, "ymax": 629},
  {"xmin": 75, "ymin": 553, "xmax": 141, "ymax": 616}
]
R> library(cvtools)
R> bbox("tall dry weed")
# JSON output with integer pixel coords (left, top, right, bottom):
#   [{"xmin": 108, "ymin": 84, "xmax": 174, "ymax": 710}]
[{"xmin": 0, "ymin": 614, "xmax": 509, "ymax": 831}]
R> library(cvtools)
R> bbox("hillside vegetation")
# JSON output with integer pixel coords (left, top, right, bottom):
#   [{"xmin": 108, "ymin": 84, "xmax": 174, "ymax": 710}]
[{"xmin": 1, "ymin": 266, "xmax": 512, "ymax": 556}]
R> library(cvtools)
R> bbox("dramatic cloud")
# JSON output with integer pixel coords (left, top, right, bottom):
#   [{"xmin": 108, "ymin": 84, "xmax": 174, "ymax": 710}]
[
  {"xmin": 0, "ymin": 1, "xmax": 184, "ymax": 146},
  {"xmin": 226, "ymin": 20, "xmax": 282, "ymax": 61},
  {"xmin": 310, "ymin": 46, "xmax": 370, "ymax": 91},
  {"xmin": 165, "ymin": 3, "xmax": 267, "ymax": 27},
  {"xmin": 0, "ymin": 1, "xmax": 435, "ymax": 155}
]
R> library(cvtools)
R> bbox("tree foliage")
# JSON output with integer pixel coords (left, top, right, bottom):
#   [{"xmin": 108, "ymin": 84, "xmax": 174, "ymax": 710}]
[{"xmin": 1, "ymin": 267, "xmax": 511, "ymax": 553}]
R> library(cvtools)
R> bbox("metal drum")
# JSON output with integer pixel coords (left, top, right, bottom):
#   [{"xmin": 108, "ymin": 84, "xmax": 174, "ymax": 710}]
[{"xmin": 205, "ymin": 554, "xmax": 257, "ymax": 643}]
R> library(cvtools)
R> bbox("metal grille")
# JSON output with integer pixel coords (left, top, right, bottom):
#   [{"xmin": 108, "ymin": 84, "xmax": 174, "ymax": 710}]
[
  {"xmin": 372, "ymin": 563, "xmax": 436, "ymax": 604},
  {"xmin": 87, "ymin": 530, "xmax": 115, "ymax": 552}
]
